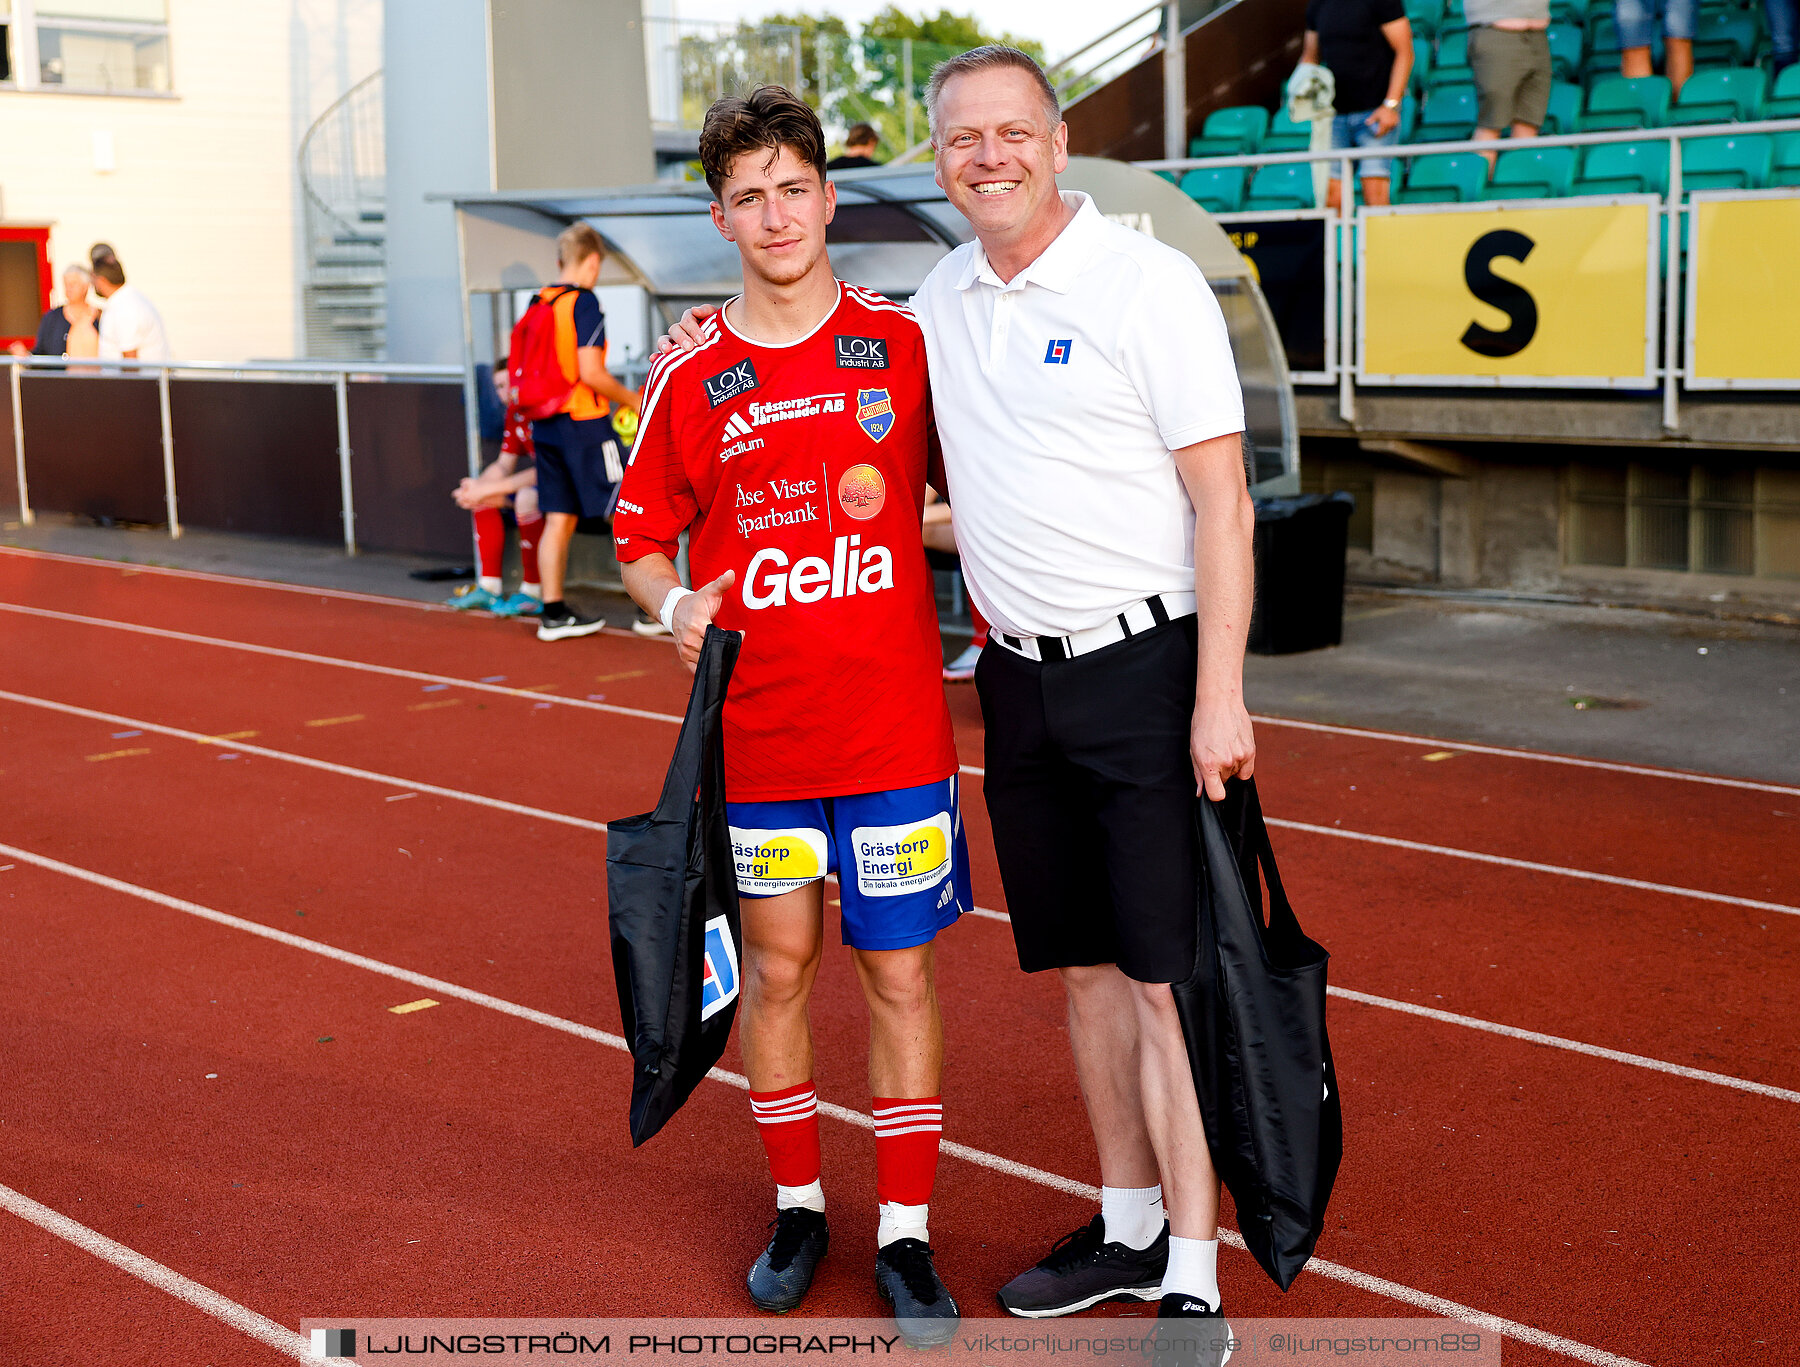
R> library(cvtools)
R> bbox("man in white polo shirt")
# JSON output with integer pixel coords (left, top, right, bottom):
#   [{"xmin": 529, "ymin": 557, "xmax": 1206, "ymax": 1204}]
[
  {"xmin": 655, "ymin": 51, "xmax": 1255, "ymax": 1344},
  {"xmin": 912, "ymin": 48, "xmax": 1254, "ymax": 1344}
]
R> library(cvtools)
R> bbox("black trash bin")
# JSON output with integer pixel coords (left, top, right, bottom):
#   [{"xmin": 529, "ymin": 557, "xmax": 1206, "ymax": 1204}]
[{"xmin": 1247, "ymin": 491, "xmax": 1355, "ymax": 656}]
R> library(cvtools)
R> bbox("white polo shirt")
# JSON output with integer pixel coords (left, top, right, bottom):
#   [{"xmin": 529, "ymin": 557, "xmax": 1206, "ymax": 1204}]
[
  {"xmin": 97, "ymin": 283, "xmax": 171, "ymax": 362},
  {"xmin": 911, "ymin": 192, "xmax": 1245, "ymax": 640}
]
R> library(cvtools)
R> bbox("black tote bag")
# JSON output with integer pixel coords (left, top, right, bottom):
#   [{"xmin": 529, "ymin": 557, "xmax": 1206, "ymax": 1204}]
[
  {"xmin": 606, "ymin": 625, "xmax": 743, "ymax": 1147},
  {"xmin": 1174, "ymin": 777, "xmax": 1343, "ymax": 1290}
]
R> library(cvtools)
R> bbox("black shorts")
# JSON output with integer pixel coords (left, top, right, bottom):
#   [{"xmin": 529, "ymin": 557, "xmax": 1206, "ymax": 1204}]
[
  {"xmin": 532, "ymin": 414, "xmax": 624, "ymax": 519},
  {"xmin": 974, "ymin": 616, "xmax": 1199, "ymax": 984}
]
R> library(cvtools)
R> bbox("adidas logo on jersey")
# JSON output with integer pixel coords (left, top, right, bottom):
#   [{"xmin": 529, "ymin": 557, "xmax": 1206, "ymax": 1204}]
[
  {"xmin": 720, "ymin": 411, "xmax": 765, "ymax": 461},
  {"xmin": 743, "ymin": 535, "xmax": 895, "ymax": 609}
]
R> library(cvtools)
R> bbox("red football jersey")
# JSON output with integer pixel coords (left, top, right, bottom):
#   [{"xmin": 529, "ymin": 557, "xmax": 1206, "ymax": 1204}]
[{"xmin": 613, "ymin": 283, "xmax": 956, "ymax": 802}]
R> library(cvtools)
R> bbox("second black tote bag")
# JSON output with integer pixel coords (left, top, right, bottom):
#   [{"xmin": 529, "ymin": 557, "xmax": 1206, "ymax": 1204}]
[
  {"xmin": 605, "ymin": 624, "xmax": 743, "ymax": 1147},
  {"xmin": 1174, "ymin": 777, "xmax": 1343, "ymax": 1291}
]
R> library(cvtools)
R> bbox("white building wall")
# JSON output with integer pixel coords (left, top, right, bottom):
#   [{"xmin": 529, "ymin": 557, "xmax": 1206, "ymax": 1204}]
[{"xmin": 0, "ymin": 0, "xmax": 380, "ymax": 361}]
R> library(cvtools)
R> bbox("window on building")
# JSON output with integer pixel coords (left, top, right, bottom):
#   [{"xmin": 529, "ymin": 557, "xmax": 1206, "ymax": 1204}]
[
  {"xmin": 1567, "ymin": 461, "xmax": 1795, "ymax": 579},
  {"xmin": 1, "ymin": 1, "xmax": 14, "ymax": 84},
  {"xmin": 21, "ymin": 0, "xmax": 170, "ymax": 93}
]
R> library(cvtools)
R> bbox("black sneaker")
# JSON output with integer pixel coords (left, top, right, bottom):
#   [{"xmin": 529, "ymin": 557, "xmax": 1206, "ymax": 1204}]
[
  {"xmin": 874, "ymin": 1238, "xmax": 959, "ymax": 1348},
  {"xmin": 535, "ymin": 607, "xmax": 605, "ymax": 641},
  {"xmin": 745, "ymin": 1207, "xmax": 829, "ymax": 1313},
  {"xmin": 1146, "ymin": 1293, "xmax": 1231, "ymax": 1367},
  {"xmin": 997, "ymin": 1214, "xmax": 1167, "ymax": 1318}
]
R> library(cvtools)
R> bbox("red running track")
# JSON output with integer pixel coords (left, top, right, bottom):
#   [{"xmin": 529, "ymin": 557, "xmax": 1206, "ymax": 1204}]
[{"xmin": 2, "ymin": 547, "xmax": 1796, "ymax": 1366}]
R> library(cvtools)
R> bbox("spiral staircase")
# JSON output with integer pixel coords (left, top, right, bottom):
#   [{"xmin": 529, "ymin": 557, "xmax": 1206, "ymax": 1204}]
[{"xmin": 299, "ymin": 70, "xmax": 386, "ymax": 360}]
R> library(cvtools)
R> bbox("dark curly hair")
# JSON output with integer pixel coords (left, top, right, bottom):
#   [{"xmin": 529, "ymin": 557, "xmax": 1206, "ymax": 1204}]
[{"xmin": 699, "ymin": 85, "xmax": 827, "ymax": 200}]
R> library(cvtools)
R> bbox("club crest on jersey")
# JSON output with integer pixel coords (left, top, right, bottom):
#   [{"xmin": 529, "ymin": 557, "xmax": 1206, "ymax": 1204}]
[
  {"xmin": 835, "ymin": 335, "xmax": 888, "ymax": 369},
  {"xmin": 704, "ymin": 357, "xmax": 758, "ymax": 408},
  {"xmin": 700, "ymin": 915, "xmax": 740, "ymax": 1021},
  {"xmin": 855, "ymin": 388, "xmax": 894, "ymax": 443}
]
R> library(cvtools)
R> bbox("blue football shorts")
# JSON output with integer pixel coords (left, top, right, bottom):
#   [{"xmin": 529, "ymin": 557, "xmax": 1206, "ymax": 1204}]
[{"xmin": 726, "ymin": 775, "xmax": 971, "ymax": 952}]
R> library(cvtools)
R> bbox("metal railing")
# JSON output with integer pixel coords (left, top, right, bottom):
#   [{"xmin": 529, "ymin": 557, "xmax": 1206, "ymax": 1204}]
[
  {"xmin": 6, "ymin": 356, "xmax": 460, "ymax": 553},
  {"xmin": 1136, "ymin": 116, "xmax": 1800, "ymax": 431}
]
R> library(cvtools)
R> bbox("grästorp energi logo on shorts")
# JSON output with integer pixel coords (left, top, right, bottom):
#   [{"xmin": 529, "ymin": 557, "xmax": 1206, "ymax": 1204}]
[
  {"xmin": 854, "ymin": 388, "xmax": 894, "ymax": 443},
  {"xmin": 700, "ymin": 915, "xmax": 740, "ymax": 1021},
  {"xmin": 730, "ymin": 826, "xmax": 830, "ymax": 896},
  {"xmin": 851, "ymin": 813, "xmax": 952, "ymax": 898}
]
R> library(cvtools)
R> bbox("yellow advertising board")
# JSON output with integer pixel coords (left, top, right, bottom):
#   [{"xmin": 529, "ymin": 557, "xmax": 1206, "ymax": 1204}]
[
  {"xmin": 1687, "ymin": 192, "xmax": 1800, "ymax": 389},
  {"xmin": 1360, "ymin": 198, "xmax": 1657, "ymax": 386}
]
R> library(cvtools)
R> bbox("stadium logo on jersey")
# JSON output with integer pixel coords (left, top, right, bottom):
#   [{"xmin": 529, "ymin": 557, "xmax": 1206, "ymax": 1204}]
[
  {"xmin": 837, "ymin": 464, "xmax": 886, "ymax": 521},
  {"xmin": 741, "ymin": 536, "xmax": 894, "ymax": 609},
  {"xmin": 730, "ymin": 826, "xmax": 829, "ymax": 896},
  {"xmin": 704, "ymin": 357, "xmax": 759, "ymax": 408},
  {"xmin": 1044, "ymin": 339, "xmax": 1073, "ymax": 365},
  {"xmin": 719, "ymin": 411, "xmax": 765, "ymax": 460},
  {"xmin": 855, "ymin": 388, "xmax": 894, "ymax": 442},
  {"xmin": 835, "ymin": 335, "xmax": 888, "ymax": 369},
  {"xmin": 700, "ymin": 914, "xmax": 740, "ymax": 1021},
  {"xmin": 851, "ymin": 812, "xmax": 953, "ymax": 898}
]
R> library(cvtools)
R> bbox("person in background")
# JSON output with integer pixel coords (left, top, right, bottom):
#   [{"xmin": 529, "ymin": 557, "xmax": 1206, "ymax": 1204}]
[
  {"xmin": 826, "ymin": 122, "xmax": 882, "ymax": 169},
  {"xmin": 1301, "ymin": 0, "xmax": 1414, "ymax": 207},
  {"xmin": 1467, "ymin": 0, "xmax": 1552, "ymax": 169},
  {"xmin": 922, "ymin": 489, "xmax": 987, "ymax": 681},
  {"xmin": 448, "ymin": 357, "xmax": 546, "ymax": 617},
  {"xmin": 1763, "ymin": 0, "xmax": 1796, "ymax": 74},
  {"xmin": 1615, "ymin": 0, "xmax": 1694, "ymax": 95},
  {"xmin": 8, "ymin": 265, "xmax": 98, "ymax": 360},
  {"xmin": 90, "ymin": 251, "xmax": 171, "ymax": 362}
]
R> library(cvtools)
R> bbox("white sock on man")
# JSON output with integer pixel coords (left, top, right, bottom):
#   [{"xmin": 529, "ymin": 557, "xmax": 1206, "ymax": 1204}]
[
  {"xmin": 1101, "ymin": 1183, "xmax": 1165, "ymax": 1250},
  {"xmin": 1161, "ymin": 1235, "xmax": 1221, "ymax": 1309},
  {"xmin": 479, "ymin": 575, "xmax": 503, "ymax": 595},
  {"xmin": 877, "ymin": 1201, "xmax": 929, "ymax": 1248},
  {"xmin": 776, "ymin": 1179, "xmax": 825, "ymax": 1213}
]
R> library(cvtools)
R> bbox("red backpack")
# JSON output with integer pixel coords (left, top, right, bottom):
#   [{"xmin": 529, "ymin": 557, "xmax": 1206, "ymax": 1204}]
[{"xmin": 508, "ymin": 285, "xmax": 578, "ymax": 421}]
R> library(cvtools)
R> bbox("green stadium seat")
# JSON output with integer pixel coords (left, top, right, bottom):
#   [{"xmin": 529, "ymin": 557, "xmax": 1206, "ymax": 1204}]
[
  {"xmin": 1263, "ymin": 107, "xmax": 1314, "ymax": 153},
  {"xmin": 1665, "ymin": 68, "xmax": 1767, "ymax": 124},
  {"xmin": 1549, "ymin": 0, "xmax": 1583, "ymax": 27},
  {"xmin": 1575, "ymin": 139, "xmax": 1671, "ymax": 194},
  {"xmin": 1178, "ymin": 166, "xmax": 1249, "ymax": 213},
  {"xmin": 1406, "ymin": 0, "xmax": 1444, "ymax": 39},
  {"xmin": 1547, "ymin": 23, "xmax": 1585, "ymax": 82},
  {"xmin": 1681, "ymin": 132, "xmax": 1775, "ymax": 190},
  {"xmin": 1245, "ymin": 163, "xmax": 1316, "ymax": 210},
  {"xmin": 1691, "ymin": 10, "xmax": 1759, "ymax": 66},
  {"xmin": 1187, "ymin": 105, "xmax": 1270, "ymax": 157},
  {"xmin": 1581, "ymin": 74, "xmax": 1672, "ymax": 128},
  {"xmin": 1770, "ymin": 131, "xmax": 1800, "ymax": 187},
  {"xmin": 1769, "ymin": 65, "xmax": 1800, "ymax": 120},
  {"xmin": 1436, "ymin": 28, "xmax": 1470, "ymax": 70},
  {"xmin": 1397, "ymin": 151, "xmax": 1489, "ymax": 201},
  {"xmin": 1416, "ymin": 84, "xmax": 1478, "ymax": 140},
  {"xmin": 1412, "ymin": 36, "xmax": 1433, "ymax": 95},
  {"xmin": 1482, "ymin": 145, "xmax": 1580, "ymax": 198},
  {"xmin": 1542, "ymin": 80, "xmax": 1586, "ymax": 133}
]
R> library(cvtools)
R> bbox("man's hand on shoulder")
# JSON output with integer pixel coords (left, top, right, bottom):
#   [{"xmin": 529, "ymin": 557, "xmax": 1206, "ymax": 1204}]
[{"xmin": 653, "ymin": 305, "xmax": 720, "ymax": 356}]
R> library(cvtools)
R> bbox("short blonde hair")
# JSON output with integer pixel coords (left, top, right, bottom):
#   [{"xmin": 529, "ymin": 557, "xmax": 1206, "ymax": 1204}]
[
  {"xmin": 556, "ymin": 223, "xmax": 604, "ymax": 268},
  {"xmin": 925, "ymin": 45, "xmax": 1061, "ymax": 139}
]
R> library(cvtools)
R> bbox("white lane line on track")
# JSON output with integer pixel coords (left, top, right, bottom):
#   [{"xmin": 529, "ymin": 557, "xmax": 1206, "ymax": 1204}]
[
  {"xmin": 6, "ymin": 592, "xmax": 1795, "ymax": 802},
  {"xmin": 1250, "ymin": 714, "xmax": 1800, "ymax": 798},
  {"xmin": 0, "ymin": 840, "xmax": 1650, "ymax": 1367},
  {"xmin": 0, "ymin": 1180, "xmax": 314, "ymax": 1363},
  {"xmin": 1266, "ymin": 816, "xmax": 1800, "ymax": 918},
  {"xmin": 0, "ymin": 601, "xmax": 685, "ymax": 726},
  {"xmin": 1328, "ymin": 987, "xmax": 1800, "ymax": 1103},
  {"xmin": 5, "ymin": 686, "xmax": 1793, "ymax": 1100}
]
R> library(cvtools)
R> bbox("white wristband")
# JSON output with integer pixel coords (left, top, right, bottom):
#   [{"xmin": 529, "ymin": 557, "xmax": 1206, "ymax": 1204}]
[{"xmin": 659, "ymin": 585, "xmax": 694, "ymax": 635}]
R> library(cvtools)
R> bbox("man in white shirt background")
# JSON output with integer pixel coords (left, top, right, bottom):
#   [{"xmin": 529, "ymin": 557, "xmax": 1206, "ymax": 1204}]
[{"xmin": 90, "ymin": 251, "xmax": 171, "ymax": 362}]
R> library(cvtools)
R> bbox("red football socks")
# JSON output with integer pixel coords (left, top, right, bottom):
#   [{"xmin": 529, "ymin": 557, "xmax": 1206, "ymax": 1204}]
[
  {"xmin": 872, "ymin": 1095, "xmax": 942, "ymax": 1206},
  {"xmin": 473, "ymin": 506, "xmax": 505, "ymax": 580},
  {"xmin": 517, "ymin": 514, "xmax": 543, "ymax": 590},
  {"xmin": 749, "ymin": 1081, "xmax": 821, "ymax": 1188}
]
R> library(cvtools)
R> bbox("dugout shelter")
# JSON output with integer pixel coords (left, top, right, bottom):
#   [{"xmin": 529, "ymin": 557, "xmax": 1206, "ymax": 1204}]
[{"xmin": 442, "ymin": 156, "xmax": 1298, "ymax": 496}]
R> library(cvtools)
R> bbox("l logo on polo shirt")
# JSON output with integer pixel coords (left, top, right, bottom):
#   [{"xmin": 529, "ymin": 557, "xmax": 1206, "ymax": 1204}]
[
  {"xmin": 835, "ymin": 335, "xmax": 888, "ymax": 369},
  {"xmin": 1044, "ymin": 339, "xmax": 1073, "ymax": 365},
  {"xmin": 704, "ymin": 357, "xmax": 759, "ymax": 408}
]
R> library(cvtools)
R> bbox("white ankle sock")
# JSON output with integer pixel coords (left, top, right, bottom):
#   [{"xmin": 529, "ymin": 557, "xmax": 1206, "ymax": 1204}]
[
  {"xmin": 1101, "ymin": 1184, "xmax": 1165, "ymax": 1250},
  {"xmin": 520, "ymin": 582, "xmax": 542, "ymax": 600},
  {"xmin": 478, "ymin": 575, "xmax": 503, "ymax": 595},
  {"xmin": 776, "ymin": 1179, "xmax": 824, "ymax": 1213},
  {"xmin": 877, "ymin": 1200, "xmax": 929, "ymax": 1247},
  {"xmin": 1160, "ymin": 1235, "xmax": 1220, "ymax": 1309}
]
